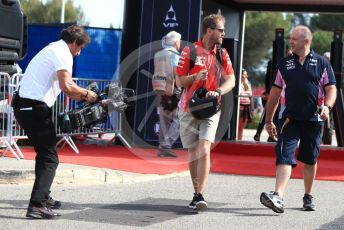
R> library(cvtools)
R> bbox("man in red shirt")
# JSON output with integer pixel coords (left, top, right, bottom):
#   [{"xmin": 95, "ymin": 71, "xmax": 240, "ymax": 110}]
[{"xmin": 175, "ymin": 14, "xmax": 236, "ymax": 211}]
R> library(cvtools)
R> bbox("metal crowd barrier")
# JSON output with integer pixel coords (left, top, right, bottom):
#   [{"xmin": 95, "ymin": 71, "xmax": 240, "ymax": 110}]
[
  {"xmin": 0, "ymin": 72, "xmax": 24, "ymax": 159},
  {"xmin": 1, "ymin": 73, "xmax": 127, "ymax": 159}
]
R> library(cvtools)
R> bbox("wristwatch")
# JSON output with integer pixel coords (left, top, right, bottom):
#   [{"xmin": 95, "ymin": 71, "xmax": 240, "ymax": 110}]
[
  {"xmin": 324, "ymin": 104, "xmax": 332, "ymax": 111},
  {"xmin": 215, "ymin": 88, "xmax": 222, "ymax": 96}
]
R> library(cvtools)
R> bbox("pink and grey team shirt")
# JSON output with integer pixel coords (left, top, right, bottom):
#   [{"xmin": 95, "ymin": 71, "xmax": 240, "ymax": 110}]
[
  {"xmin": 273, "ymin": 50, "xmax": 336, "ymax": 121},
  {"xmin": 175, "ymin": 40, "xmax": 235, "ymax": 112}
]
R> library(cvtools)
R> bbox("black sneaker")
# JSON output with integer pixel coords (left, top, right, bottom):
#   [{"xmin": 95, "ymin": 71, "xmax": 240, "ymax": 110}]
[
  {"xmin": 253, "ymin": 134, "xmax": 260, "ymax": 141},
  {"xmin": 26, "ymin": 205, "xmax": 61, "ymax": 219},
  {"xmin": 193, "ymin": 193, "xmax": 207, "ymax": 211},
  {"xmin": 267, "ymin": 136, "xmax": 277, "ymax": 142},
  {"xmin": 188, "ymin": 193, "xmax": 197, "ymax": 209},
  {"xmin": 260, "ymin": 191, "xmax": 284, "ymax": 213},
  {"xmin": 303, "ymin": 193, "xmax": 316, "ymax": 211},
  {"xmin": 46, "ymin": 196, "xmax": 61, "ymax": 209}
]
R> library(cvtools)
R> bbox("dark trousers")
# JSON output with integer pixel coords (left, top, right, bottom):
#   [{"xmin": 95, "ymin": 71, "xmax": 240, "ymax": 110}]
[
  {"xmin": 256, "ymin": 100, "xmax": 279, "ymax": 137},
  {"xmin": 14, "ymin": 97, "xmax": 59, "ymax": 207}
]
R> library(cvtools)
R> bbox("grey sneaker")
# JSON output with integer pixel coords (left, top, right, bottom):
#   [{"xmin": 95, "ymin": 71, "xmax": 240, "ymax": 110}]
[
  {"xmin": 46, "ymin": 196, "xmax": 61, "ymax": 209},
  {"xmin": 26, "ymin": 205, "xmax": 61, "ymax": 219},
  {"xmin": 303, "ymin": 193, "xmax": 316, "ymax": 211},
  {"xmin": 157, "ymin": 147, "xmax": 177, "ymax": 157},
  {"xmin": 260, "ymin": 191, "xmax": 284, "ymax": 213},
  {"xmin": 46, "ymin": 191, "xmax": 62, "ymax": 209}
]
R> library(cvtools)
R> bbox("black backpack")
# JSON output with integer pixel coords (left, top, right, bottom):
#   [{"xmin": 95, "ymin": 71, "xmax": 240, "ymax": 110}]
[{"xmin": 188, "ymin": 43, "xmax": 223, "ymax": 71}]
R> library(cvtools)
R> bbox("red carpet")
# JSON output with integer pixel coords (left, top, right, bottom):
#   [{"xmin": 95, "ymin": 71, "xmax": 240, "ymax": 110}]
[
  {"xmin": 5, "ymin": 142, "xmax": 344, "ymax": 181},
  {"xmin": 18, "ymin": 145, "xmax": 189, "ymax": 174},
  {"xmin": 212, "ymin": 142, "xmax": 344, "ymax": 182}
]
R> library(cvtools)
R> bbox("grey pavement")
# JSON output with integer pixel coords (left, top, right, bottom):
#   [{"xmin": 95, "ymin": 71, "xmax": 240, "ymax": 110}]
[
  {"xmin": 0, "ymin": 131, "xmax": 343, "ymax": 229},
  {"xmin": 0, "ymin": 174, "xmax": 343, "ymax": 229}
]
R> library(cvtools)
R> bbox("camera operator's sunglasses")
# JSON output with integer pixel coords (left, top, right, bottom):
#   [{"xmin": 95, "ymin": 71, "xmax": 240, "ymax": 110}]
[{"xmin": 211, "ymin": 28, "xmax": 225, "ymax": 33}]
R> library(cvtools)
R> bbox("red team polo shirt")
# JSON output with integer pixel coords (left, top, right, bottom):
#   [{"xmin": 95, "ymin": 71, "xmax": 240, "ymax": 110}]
[{"xmin": 175, "ymin": 40, "xmax": 235, "ymax": 112}]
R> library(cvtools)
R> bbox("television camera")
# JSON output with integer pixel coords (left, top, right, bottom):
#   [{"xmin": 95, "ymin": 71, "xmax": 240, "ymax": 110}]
[{"xmin": 58, "ymin": 81, "xmax": 135, "ymax": 132}]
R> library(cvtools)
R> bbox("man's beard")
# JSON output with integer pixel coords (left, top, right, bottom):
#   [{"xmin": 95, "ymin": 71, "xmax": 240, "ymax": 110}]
[
  {"xmin": 211, "ymin": 36, "xmax": 223, "ymax": 45},
  {"xmin": 215, "ymin": 37, "xmax": 223, "ymax": 45}
]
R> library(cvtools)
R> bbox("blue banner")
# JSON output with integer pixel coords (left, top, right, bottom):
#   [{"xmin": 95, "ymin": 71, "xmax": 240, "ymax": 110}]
[{"xmin": 18, "ymin": 24, "xmax": 122, "ymax": 80}]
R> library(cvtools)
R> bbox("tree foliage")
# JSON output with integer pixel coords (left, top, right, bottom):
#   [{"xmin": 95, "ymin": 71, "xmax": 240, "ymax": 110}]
[
  {"xmin": 311, "ymin": 14, "xmax": 344, "ymax": 31},
  {"xmin": 19, "ymin": 0, "xmax": 88, "ymax": 25},
  {"xmin": 243, "ymin": 12, "xmax": 291, "ymax": 86},
  {"xmin": 311, "ymin": 30, "xmax": 332, "ymax": 55},
  {"xmin": 287, "ymin": 13, "xmax": 344, "ymax": 58},
  {"xmin": 291, "ymin": 13, "xmax": 310, "ymax": 26},
  {"xmin": 244, "ymin": 12, "xmax": 344, "ymax": 87}
]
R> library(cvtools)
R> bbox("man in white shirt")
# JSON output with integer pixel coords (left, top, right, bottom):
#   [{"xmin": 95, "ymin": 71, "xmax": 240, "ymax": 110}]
[{"xmin": 13, "ymin": 25, "xmax": 97, "ymax": 219}]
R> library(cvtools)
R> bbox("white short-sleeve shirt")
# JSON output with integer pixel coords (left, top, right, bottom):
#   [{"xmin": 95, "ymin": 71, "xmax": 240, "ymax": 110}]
[{"xmin": 19, "ymin": 39, "xmax": 73, "ymax": 107}]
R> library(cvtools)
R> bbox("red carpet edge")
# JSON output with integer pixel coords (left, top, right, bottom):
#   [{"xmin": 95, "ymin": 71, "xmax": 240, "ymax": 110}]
[{"xmin": 5, "ymin": 142, "xmax": 344, "ymax": 181}]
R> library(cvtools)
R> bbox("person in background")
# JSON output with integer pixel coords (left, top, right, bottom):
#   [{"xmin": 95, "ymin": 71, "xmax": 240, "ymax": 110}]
[
  {"xmin": 254, "ymin": 60, "xmax": 277, "ymax": 142},
  {"xmin": 175, "ymin": 14, "xmax": 236, "ymax": 211},
  {"xmin": 238, "ymin": 69, "xmax": 252, "ymax": 140},
  {"xmin": 153, "ymin": 31, "xmax": 182, "ymax": 157},
  {"xmin": 260, "ymin": 25, "xmax": 337, "ymax": 214},
  {"xmin": 13, "ymin": 25, "xmax": 97, "ymax": 219},
  {"xmin": 321, "ymin": 51, "xmax": 334, "ymax": 145}
]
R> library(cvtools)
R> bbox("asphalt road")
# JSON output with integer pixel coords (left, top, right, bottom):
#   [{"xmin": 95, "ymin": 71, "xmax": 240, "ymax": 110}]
[{"xmin": 1, "ymin": 174, "xmax": 343, "ymax": 230}]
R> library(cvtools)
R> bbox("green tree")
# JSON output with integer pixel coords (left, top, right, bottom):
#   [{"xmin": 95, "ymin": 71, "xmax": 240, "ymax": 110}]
[
  {"xmin": 311, "ymin": 14, "xmax": 344, "ymax": 31},
  {"xmin": 19, "ymin": 0, "xmax": 88, "ymax": 25},
  {"xmin": 309, "ymin": 14, "xmax": 344, "ymax": 54},
  {"xmin": 291, "ymin": 13, "xmax": 311, "ymax": 26},
  {"xmin": 243, "ymin": 12, "xmax": 344, "ymax": 88},
  {"xmin": 243, "ymin": 12, "xmax": 291, "ymax": 86},
  {"xmin": 311, "ymin": 30, "xmax": 332, "ymax": 55}
]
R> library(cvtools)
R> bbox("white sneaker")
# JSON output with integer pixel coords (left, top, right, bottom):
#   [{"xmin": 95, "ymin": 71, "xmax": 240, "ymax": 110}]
[{"xmin": 260, "ymin": 191, "xmax": 284, "ymax": 213}]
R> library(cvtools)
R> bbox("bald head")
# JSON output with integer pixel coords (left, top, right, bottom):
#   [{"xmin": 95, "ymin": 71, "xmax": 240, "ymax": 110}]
[
  {"xmin": 289, "ymin": 25, "xmax": 313, "ymax": 56},
  {"xmin": 291, "ymin": 25, "xmax": 313, "ymax": 42}
]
